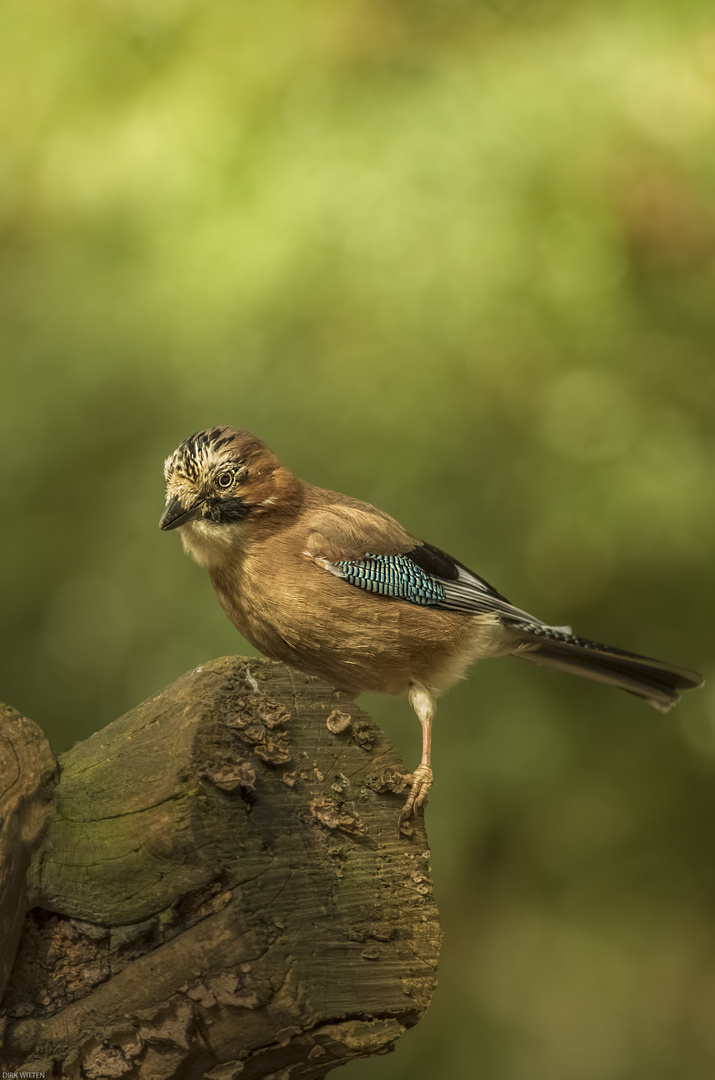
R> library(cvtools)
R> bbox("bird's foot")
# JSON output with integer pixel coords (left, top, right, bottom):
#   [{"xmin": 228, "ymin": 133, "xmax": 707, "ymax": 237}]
[{"xmin": 398, "ymin": 764, "xmax": 433, "ymax": 829}]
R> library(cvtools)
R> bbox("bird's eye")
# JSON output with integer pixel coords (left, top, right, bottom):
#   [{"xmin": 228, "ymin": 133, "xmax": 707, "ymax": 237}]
[{"xmin": 216, "ymin": 470, "xmax": 234, "ymax": 489}]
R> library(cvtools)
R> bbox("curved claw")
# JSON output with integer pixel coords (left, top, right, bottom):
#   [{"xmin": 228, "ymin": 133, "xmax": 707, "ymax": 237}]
[{"xmin": 398, "ymin": 763, "xmax": 433, "ymax": 829}]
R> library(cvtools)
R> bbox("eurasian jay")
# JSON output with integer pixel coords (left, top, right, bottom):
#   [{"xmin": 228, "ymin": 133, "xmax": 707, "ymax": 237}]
[{"xmin": 160, "ymin": 426, "xmax": 703, "ymax": 822}]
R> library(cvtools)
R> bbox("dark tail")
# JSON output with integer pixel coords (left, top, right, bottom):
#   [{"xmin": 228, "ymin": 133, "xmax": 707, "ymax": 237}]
[{"xmin": 504, "ymin": 620, "xmax": 703, "ymax": 713}]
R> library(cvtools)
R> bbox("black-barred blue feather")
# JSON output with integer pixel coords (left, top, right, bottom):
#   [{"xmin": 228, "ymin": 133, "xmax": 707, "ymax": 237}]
[
  {"xmin": 323, "ymin": 542, "xmax": 548, "ymax": 625},
  {"xmin": 334, "ymin": 554, "xmax": 447, "ymax": 606}
]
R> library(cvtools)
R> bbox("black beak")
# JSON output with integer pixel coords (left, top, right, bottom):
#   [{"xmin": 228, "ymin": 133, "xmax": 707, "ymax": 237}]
[{"xmin": 159, "ymin": 495, "xmax": 202, "ymax": 531}]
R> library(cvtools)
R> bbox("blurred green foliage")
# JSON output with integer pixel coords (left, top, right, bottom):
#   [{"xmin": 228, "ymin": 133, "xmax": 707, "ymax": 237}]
[{"xmin": 2, "ymin": 1, "xmax": 715, "ymax": 1077}]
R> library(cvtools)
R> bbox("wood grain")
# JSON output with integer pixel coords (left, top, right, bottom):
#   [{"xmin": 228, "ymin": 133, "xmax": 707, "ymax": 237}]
[{"xmin": 0, "ymin": 657, "xmax": 441, "ymax": 1078}]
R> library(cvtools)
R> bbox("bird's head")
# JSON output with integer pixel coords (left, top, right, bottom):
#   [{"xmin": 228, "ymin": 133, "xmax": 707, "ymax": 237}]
[{"xmin": 160, "ymin": 426, "xmax": 292, "ymax": 566}]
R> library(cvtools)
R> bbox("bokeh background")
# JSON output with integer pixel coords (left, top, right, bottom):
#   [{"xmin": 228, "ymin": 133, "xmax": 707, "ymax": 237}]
[{"xmin": 2, "ymin": 1, "xmax": 715, "ymax": 1076}]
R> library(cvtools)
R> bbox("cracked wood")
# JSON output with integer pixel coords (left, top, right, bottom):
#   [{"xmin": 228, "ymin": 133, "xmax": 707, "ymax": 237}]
[{"xmin": 0, "ymin": 656, "xmax": 441, "ymax": 1078}]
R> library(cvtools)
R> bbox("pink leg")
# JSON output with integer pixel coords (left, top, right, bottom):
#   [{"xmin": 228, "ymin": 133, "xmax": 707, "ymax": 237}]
[{"xmin": 399, "ymin": 683, "xmax": 436, "ymax": 825}]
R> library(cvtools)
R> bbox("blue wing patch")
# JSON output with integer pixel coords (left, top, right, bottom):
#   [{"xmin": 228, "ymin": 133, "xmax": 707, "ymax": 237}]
[
  {"xmin": 321, "ymin": 544, "xmax": 538, "ymax": 623},
  {"xmin": 334, "ymin": 554, "xmax": 446, "ymax": 607}
]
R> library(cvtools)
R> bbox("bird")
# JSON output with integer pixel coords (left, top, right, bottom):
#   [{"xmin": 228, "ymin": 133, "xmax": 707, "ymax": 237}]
[{"xmin": 160, "ymin": 425, "xmax": 703, "ymax": 824}]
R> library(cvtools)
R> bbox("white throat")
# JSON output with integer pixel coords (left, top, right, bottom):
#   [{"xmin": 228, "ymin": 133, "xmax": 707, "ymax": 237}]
[{"xmin": 179, "ymin": 518, "xmax": 247, "ymax": 568}]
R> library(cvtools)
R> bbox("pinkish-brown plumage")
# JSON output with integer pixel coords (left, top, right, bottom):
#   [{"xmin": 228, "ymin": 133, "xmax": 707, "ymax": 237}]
[{"xmin": 161, "ymin": 426, "xmax": 703, "ymax": 822}]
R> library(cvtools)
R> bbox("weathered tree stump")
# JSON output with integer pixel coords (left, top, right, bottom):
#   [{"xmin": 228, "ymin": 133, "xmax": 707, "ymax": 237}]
[{"xmin": 0, "ymin": 657, "xmax": 441, "ymax": 1078}]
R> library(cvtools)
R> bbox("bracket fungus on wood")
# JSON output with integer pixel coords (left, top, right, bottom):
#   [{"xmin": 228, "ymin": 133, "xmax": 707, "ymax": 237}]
[{"xmin": 0, "ymin": 657, "xmax": 441, "ymax": 1078}]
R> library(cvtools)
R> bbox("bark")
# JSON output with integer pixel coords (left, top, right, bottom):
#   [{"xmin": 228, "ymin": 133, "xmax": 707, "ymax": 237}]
[{"xmin": 0, "ymin": 657, "xmax": 441, "ymax": 1079}]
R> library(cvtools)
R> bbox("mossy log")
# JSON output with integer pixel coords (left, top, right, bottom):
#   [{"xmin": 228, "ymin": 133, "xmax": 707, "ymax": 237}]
[{"xmin": 0, "ymin": 657, "xmax": 441, "ymax": 1078}]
